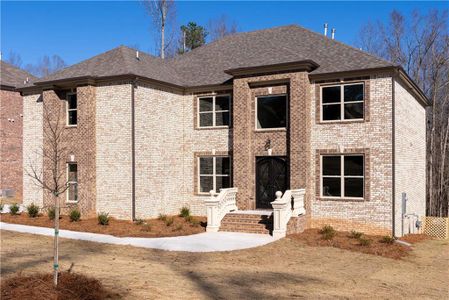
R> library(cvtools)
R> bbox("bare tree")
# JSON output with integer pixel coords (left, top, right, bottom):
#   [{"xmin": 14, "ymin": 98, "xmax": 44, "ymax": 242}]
[
  {"xmin": 25, "ymin": 55, "xmax": 67, "ymax": 77},
  {"xmin": 208, "ymin": 15, "xmax": 238, "ymax": 42},
  {"xmin": 142, "ymin": 0, "xmax": 176, "ymax": 59},
  {"xmin": 5, "ymin": 51, "xmax": 23, "ymax": 68},
  {"xmin": 26, "ymin": 101, "xmax": 70, "ymax": 287},
  {"xmin": 357, "ymin": 9, "xmax": 449, "ymax": 217}
]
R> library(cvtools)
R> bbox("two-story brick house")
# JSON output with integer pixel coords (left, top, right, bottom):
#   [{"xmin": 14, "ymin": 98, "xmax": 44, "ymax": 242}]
[
  {"xmin": 18, "ymin": 25, "xmax": 427, "ymax": 236},
  {"xmin": 1, "ymin": 61, "xmax": 36, "ymax": 203}
]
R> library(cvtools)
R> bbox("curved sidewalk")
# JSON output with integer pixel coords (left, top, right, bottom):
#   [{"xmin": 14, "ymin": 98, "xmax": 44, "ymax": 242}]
[{"xmin": 0, "ymin": 222, "xmax": 276, "ymax": 252}]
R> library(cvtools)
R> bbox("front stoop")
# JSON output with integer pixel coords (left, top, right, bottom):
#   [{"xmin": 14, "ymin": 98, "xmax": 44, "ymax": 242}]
[{"xmin": 219, "ymin": 211, "xmax": 273, "ymax": 234}]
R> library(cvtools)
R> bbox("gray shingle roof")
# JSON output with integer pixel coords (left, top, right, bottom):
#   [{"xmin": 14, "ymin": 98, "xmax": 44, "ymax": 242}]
[
  {"xmin": 1, "ymin": 61, "xmax": 37, "ymax": 88},
  {"xmin": 35, "ymin": 25, "xmax": 394, "ymax": 87}
]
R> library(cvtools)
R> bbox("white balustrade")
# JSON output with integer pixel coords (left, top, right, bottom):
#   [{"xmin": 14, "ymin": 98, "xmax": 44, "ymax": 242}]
[
  {"xmin": 271, "ymin": 189, "xmax": 306, "ymax": 239},
  {"xmin": 204, "ymin": 187, "xmax": 238, "ymax": 232}
]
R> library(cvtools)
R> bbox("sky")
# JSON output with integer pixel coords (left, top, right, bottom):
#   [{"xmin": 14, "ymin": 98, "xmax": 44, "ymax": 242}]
[{"xmin": 1, "ymin": 1, "xmax": 447, "ymax": 67}]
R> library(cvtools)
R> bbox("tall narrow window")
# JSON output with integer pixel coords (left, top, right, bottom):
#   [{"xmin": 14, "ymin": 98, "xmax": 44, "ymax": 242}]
[
  {"xmin": 198, "ymin": 95, "xmax": 230, "ymax": 127},
  {"xmin": 321, "ymin": 155, "xmax": 364, "ymax": 199},
  {"xmin": 67, "ymin": 92, "xmax": 77, "ymax": 126},
  {"xmin": 321, "ymin": 83, "xmax": 364, "ymax": 121},
  {"xmin": 256, "ymin": 95, "xmax": 287, "ymax": 129},
  {"xmin": 67, "ymin": 163, "xmax": 78, "ymax": 202},
  {"xmin": 198, "ymin": 156, "xmax": 231, "ymax": 193}
]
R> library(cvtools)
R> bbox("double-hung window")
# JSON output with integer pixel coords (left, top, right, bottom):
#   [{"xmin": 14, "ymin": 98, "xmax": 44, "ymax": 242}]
[
  {"xmin": 321, "ymin": 155, "xmax": 364, "ymax": 199},
  {"xmin": 198, "ymin": 156, "xmax": 231, "ymax": 193},
  {"xmin": 321, "ymin": 83, "xmax": 364, "ymax": 121},
  {"xmin": 256, "ymin": 94, "xmax": 288, "ymax": 129},
  {"xmin": 198, "ymin": 95, "xmax": 230, "ymax": 127},
  {"xmin": 67, "ymin": 163, "xmax": 78, "ymax": 202},
  {"xmin": 66, "ymin": 92, "xmax": 77, "ymax": 126}
]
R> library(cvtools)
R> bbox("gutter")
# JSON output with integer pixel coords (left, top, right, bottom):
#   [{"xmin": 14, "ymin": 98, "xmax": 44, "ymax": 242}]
[
  {"xmin": 391, "ymin": 76, "xmax": 396, "ymax": 237},
  {"xmin": 131, "ymin": 78, "xmax": 137, "ymax": 221}
]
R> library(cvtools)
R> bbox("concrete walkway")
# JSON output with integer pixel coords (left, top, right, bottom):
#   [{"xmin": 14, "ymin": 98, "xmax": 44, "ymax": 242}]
[{"xmin": 0, "ymin": 222, "xmax": 276, "ymax": 252}]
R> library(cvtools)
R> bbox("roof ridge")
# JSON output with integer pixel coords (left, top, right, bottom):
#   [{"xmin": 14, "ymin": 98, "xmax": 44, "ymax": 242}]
[{"xmin": 291, "ymin": 24, "xmax": 393, "ymax": 65}]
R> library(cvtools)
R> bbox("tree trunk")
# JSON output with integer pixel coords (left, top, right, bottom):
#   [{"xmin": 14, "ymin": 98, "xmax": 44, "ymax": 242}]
[{"xmin": 53, "ymin": 194, "xmax": 60, "ymax": 287}]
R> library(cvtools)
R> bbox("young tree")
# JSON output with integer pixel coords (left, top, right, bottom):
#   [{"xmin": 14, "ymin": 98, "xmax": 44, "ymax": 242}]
[
  {"xmin": 4, "ymin": 51, "xmax": 23, "ymax": 68},
  {"xmin": 208, "ymin": 15, "xmax": 238, "ymax": 42},
  {"xmin": 26, "ymin": 100, "xmax": 70, "ymax": 286},
  {"xmin": 178, "ymin": 22, "xmax": 208, "ymax": 54},
  {"xmin": 25, "ymin": 55, "xmax": 67, "ymax": 77},
  {"xmin": 142, "ymin": 0, "xmax": 176, "ymax": 59},
  {"xmin": 357, "ymin": 9, "xmax": 449, "ymax": 217}
]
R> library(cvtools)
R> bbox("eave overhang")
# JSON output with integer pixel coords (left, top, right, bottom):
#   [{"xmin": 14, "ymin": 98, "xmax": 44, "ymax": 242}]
[{"xmin": 224, "ymin": 60, "xmax": 320, "ymax": 77}]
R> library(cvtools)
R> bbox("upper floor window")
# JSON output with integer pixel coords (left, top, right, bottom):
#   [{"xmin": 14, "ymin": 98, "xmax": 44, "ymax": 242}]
[
  {"xmin": 198, "ymin": 156, "xmax": 231, "ymax": 193},
  {"xmin": 67, "ymin": 163, "xmax": 78, "ymax": 202},
  {"xmin": 66, "ymin": 92, "xmax": 77, "ymax": 126},
  {"xmin": 198, "ymin": 95, "xmax": 230, "ymax": 128},
  {"xmin": 321, "ymin": 83, "xmax": 364, "ymax": 121},
  {"xmin": 321, "ymin": 154, "xmax": 364, "ymax": 199},
  {"xmin": 256, "ymin": 94, "xmax": 287, "ymax": 129}
]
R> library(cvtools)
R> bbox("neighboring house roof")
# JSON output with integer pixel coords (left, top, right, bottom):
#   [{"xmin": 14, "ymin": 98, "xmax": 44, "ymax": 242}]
[
  {"xmin": 1, "ymin": 61, "xmax": 37, "ymax": 90},
  {"xmin": 35, "ymin": 25, "xmax": 394, "ymax": 88}
]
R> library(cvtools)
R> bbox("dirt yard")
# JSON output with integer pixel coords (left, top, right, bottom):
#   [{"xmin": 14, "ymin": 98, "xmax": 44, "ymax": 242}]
[{"xmin": 1, "ymin": 230, "xmax": 448, "ymax": 299}]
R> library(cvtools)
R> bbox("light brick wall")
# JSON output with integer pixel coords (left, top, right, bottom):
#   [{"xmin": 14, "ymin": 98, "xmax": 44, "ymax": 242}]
[
  {"xmin": 394, "ymin": 80, "xmax": 426, "ymax": 236},
  {"xmin": 0, "ymin": 90, "xmax": 23, "ymax": 203},
  {"xmin": 309, "ymin": 74, "xmax": 394, "ymax": 235},
  {"xmin": 22, "ymin": 93, "xmax": 43, "ymax": 207},
  {"xmin": 96, "ymin": 83, "xmax": 133, "ymax": 219},
  {"xmin": 134, "ymin": 84, "xmax": 229, "ymax": 218}
]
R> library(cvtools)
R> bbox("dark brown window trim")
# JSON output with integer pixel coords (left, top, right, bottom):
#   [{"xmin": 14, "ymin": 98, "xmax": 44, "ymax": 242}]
[
  {"xmin": 315, "ymin": 148, "xmax": 370, "ymax": 202},
  {"xmin": 315, "ymin": 79, "xmax": 370, "ymax": 124},
  {"xmin": 193, "ymin": 151, "xmax": 232, "ymax": 196}
]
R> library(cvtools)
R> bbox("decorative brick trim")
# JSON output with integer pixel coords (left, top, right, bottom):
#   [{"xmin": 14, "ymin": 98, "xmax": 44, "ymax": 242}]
[
  {"xmin": 315, "ymin": 148, "xmax": 371, "ymax": 202},
  {"xmin": 315, "ymin": 78, "xmax": 371, "ymax": 124},
  {"xmin": 193, "ymin": 151, "xmax": 232, "ymax": 196},
  {"xmin": 193, "ymin": 92, "xmax": 233, "ymax": 130}
]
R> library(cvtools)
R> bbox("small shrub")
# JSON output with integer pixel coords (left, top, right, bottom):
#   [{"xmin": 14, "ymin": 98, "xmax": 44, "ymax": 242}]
[
  {"xmin": 142, "ymin": 224, "xmax": 152, "ymax": 232},
  {"xmin": 319, "ymin": 225, "xmax": 336, "ymax": 237},
  {"xmin": 158, "ymin": 214, "xmax": 167, "ymax": 222},
  {"xmin": 47, "ymin": 206, "xmax": 61, "ymax": 220},
  {"xmin": 179, "ymin": 206, "xmax": 190, "ymax": 218},
  {"xmin": 164, "ymin": 216, "xmax": 174, "ymax": 227},
  {"xmin": 322, "ymin": 230, "xmax": 336, "ymax": 240},
  {"xmin": 380, "ymin": 235, "xmax": 395, "ymax": 244},
  {"xmin": 97, "ymin": 212, "xmax": 110, "ymax": 225},
  {"xmin": 26, "ymin": 203, "xmax": 39, "ymax": 218},
  {"xmin": 9, "ymin": 203, "xmax": 20, "ymax": 215},
  {"xmin": 69, "ymin": 209, "xmax": 81, "ymax": 222},
  {"xmin": 359, "ymin": 237, "xmax": 372, "ymax": 246},
  {"xmin": 134, "ymin": 218, "xmax": 144, "ymax": 225},
  {"xmin": 174, "ymin": 224, "xmax": 183, "ymax": 231},
  {"xmin": 349, "ymin": 230, "xmax": 363, "ymax": 239}
]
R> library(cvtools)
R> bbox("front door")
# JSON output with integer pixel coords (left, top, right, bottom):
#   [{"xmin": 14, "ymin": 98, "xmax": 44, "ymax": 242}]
[{"xmin": 256, "ymin": 157, "xmax": 288, "ymax": 209}]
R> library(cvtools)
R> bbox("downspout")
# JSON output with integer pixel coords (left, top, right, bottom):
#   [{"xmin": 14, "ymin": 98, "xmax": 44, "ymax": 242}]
[
  {"xmin": 131, "ymin": 78, "xmax": 137, "ymax": 221},
  {"xmin": 391, "ymin": 75, "xmax": 396, "ymax": 237}
]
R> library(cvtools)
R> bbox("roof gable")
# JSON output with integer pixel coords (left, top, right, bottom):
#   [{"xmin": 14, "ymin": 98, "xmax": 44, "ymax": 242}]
[{"xmin": 1, "ymin": 61, "xmax": 37, "ymax": 89}]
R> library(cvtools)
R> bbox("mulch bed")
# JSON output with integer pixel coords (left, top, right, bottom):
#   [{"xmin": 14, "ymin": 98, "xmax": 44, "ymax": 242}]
[
  {"xmin": 289, "ymin": 229, "xmax": 412, "ymax": 259},
  {"xmin": 399, "ymin": 234, "xmax": 432, "ymax": 244},
  {"xmin": 0, "ymin": 213, "xmax": 206, "ymax": 238},
  {"xmin": 1, "ymin": 272, "xmax": 118, "ymax": 300}
]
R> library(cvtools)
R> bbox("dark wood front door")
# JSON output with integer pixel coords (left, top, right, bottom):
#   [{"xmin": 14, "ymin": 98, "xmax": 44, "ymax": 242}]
[{"xmin": 256, "ymin": 157, "xmax": 288, "ymax": 209}]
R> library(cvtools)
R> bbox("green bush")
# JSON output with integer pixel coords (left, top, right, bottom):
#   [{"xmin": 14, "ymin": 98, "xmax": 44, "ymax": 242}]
[
  {"xmin": 47, "ymin": 206, "xmax": 61, "ymax": 220},
  {"xmin": 26, "ymin": 203, "xmax": 39, "ymax": 218},
  {"xmin": 164, "ymin": 216, "xmax": 174, "ymax": 227},
  {"xmin": 359, "ymin": 237, "xmax": 372, "ymax": 246},
  {"xmin": 179, "ymin": 206, "xmax": 191, "ymax": 218},
  {"xmin": 69, "ymin": 209, "xmax": 81, "ymax": 222},
  {"xmin": 349, "ymin": 230, "xmax": 363, "ymax": 239},
  {"xmin": 134, "ymin": 218, "xmax": 144, "ymax": 225},
  {"xmin": 9, "ymin": 203, "xmax": 20, "ymax": 215},
  {"xmin": 158, "ymin": 214, "xmax": 167, "ymax": 222},
  {"xmin": 380, "ymin": 236, "xmax": 395, "ymax": 244},
  {"xmin": 97, "ymin": 212, "xmax": 110, "ymax": 225},
  {"xmin": 319, "ymin": 225, "xmax": 336, "ymax": 240}
]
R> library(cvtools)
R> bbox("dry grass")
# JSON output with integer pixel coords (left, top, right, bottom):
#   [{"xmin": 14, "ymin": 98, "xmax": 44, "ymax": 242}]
[
  {"xmin": 290, "ymin": 229, "xmax": 411, "ymax": 259},
  {"xmin": 0, "ymin": 213, "xmax": 206, "ymax": 238},
  {"xmin": 1, "ymin": 272, "xmax": 117, "ymax": 300}
]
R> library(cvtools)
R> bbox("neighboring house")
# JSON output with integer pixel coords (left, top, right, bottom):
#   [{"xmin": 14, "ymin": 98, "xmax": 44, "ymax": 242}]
[
  {"xmin": 18, "ymin": 25, "xmax": 427, "ymax": 236},
  {"xmin": 0, "ymin": 61, "xmax": 36, "ymax": 203}
]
